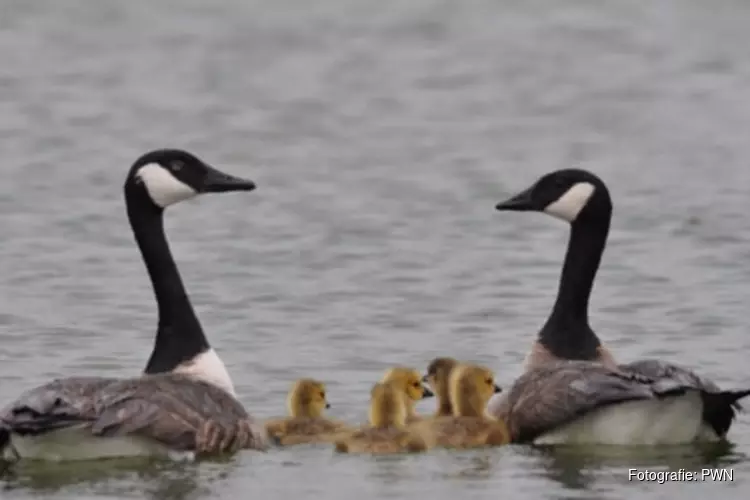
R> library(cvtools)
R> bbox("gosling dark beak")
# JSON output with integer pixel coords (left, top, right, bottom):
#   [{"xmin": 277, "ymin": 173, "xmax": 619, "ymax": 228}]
[
  {"xmin": 422, "ymin": 387, "xmax": 434, "ymax": 399},
  {"xmin": 200, "ymin": 164, "xmax": 256, "ymax": 193},
  {"xmin": 495, "ymin": 186, "xmax": 536, "ymax": 212},
  {"xmin": 493, "ymin": 384, "xmax": 502, "ymax": 394},
  {"xmin": 325, "ymin": 403, "xmax": 331, "ymax": 409}
]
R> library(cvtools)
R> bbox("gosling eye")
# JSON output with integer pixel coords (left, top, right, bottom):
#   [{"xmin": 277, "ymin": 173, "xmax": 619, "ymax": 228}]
[
  {"xmin": 412, "ymin": 382, "xmax": 422, "ymax": 389},
  {"xmin": 485, "ymin": 378, "xmax": 493, "ymax": 386},
  {"xmin": 320, "ymin": 391, "xmax": 326, "ymax": 400}
]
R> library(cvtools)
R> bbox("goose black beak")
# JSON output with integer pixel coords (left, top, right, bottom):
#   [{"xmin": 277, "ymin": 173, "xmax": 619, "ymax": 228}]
[
  {"xmin": 493, "ymin": 384, "xmax": 502, "ymax": 394},
  {"xmin": 200, "ymin": 164, "xmax": 256, "ymax": 193},
  {"xmin": 422, "ymin": 387, "xmax": 434, "ymax": 399},
  {"xmin": 495, "ymin": 186, "xmax": 536, "ymax": 212}
]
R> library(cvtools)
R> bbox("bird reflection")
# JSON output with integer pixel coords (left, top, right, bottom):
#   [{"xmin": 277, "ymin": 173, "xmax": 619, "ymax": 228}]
[
  {"xmin": 0, "ymin": 456, "xmax": 238, "ymax": 500},
  {"xmin": 521, "ymin": 441, "xmax": 741, "ymax": 490}
]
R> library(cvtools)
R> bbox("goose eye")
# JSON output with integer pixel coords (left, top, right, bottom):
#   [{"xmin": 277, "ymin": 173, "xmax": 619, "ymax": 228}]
[{"xmin": 171, "ymin": 160, "xmax": 184, "ymax": 171}]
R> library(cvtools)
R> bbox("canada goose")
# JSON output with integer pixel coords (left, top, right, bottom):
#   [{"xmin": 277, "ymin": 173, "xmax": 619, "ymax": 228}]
[
  {"xmin": 423, "ymin": 357, "xmax": 459, "ymax": 417},
  {"xmin": 411, "ymin": 363, "xmax": 508, "ymax": 449},
  {"xmin": 488, "ymin": 168, "xmax": 750, "ymax": 444},
  {"xmin": 0, "ymin": 149, "xmax": 268, "ymax": 461},
  {"xmin": 264, "ymin": 379, "xmax": 351, "ymax": 446},
  {"xmin": 380, "ymin": 367, "xmax": 433, "ymax": 422},
  {"xmin": 333, "ymin": 382, "xmax": 428, "ymax": 454}
]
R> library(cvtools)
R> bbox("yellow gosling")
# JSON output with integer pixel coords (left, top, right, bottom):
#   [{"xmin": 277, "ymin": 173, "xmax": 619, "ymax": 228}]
[
  {"xmin": 264, "ymin": 379, "xmax": 351, "ymax": 446},
  {"xmin": 334, "ymin": 382, "xmax": 428, "ymax": 455},
  {"xmin": 423, "ymin": 357, "xmax": 459, "ymax": 417},
  {"xmin": 410, "ymin": 363, "xmax": 509, "ymax": 450},
  {"xmin": 380, "ymin": 366, "xmax": 434, "ymax": 423}
]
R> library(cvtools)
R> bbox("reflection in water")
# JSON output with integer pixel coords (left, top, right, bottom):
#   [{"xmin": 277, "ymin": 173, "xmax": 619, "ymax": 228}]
[
  {"xmin": 0, "ymin": 456, "xmax": 239, "ymax": 500},
  {"xmin": 520, "ymin": 441, "xmax": 744, "ymax": 491},
  {"xmin": 430, "ymin": 448, "xmax": 502, "ymax": 481},
  {"xmin": 446, "ymin": 453, "xmax": 496, "ymax": 480},
  {"xmin": 365, "ymin": 453, "xmax": 414, "ymax": 480},
  {"xmin": 1, "ymin": 442, "xmax": 743, "ymax": 497}
]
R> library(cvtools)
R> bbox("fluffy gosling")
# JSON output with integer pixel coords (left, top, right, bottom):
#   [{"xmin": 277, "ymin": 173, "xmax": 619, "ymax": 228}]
[
  {"xmin": 380, "ymin": 366, "xmax": 434, "ymax": 422},
  {"xmin": 334, "ymin": 382, "xmax": 428, "ymax": 455},
  {"xmin": 410, "ymin": 363, "xmax": 509, "ymax": 450},
  {"xmin": 423, "ymin": 356, "xmax": 459, "ymax": 417},
  {"xmin": 264, "ymin": 379, "xmax": 350, "ymax": 446}
]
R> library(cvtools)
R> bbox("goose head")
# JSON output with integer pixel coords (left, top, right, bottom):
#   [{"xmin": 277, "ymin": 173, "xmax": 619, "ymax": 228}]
[
  {"xmin": 286, "ymin": 379, "xmax": 331, "ymax": 418},
  {"xmin": 495, "ymin": 169, "xmax": 611, "ymax": 224},
  {"xmin": 448, "ymin": 363, "xmax": 502, "ymax": 418},
  {"xmin": 126, "ymin": 149, "xmax": 256, "ymax": 210}
]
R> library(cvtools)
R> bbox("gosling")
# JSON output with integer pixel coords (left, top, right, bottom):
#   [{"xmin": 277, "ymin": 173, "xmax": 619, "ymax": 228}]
[
  {"xmin": 264, "ymin": 378, "xmax": 350, "ymax": 446},
  {"xmin": 423, "ymin": 357, "xmax": 459, "ymax": 417},
  {"xmin": 334, "ymin": 382, "xmax": 428, "ymax": 455},
  {"xmin": 380, "ymin": 366, "xmax": 434, "ymax": 422},
  {"xmin": 410, "ymin": 363, "xmax": 509, "ymax": 450}
]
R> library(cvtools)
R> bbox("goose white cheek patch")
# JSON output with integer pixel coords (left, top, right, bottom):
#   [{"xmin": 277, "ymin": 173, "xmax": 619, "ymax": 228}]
[
  {"xmin": 543, "ymin": 182, "xmax": 596, "ymax": 222},
  {"xmin": 136, "ymin": 163, "xmax": 197, "ymax": 208}
]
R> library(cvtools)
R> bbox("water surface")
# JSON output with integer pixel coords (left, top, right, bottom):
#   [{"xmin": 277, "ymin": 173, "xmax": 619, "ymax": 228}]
[{"xmin": 1, "ymin": 0, "xmax": 750, "ymax": 498}]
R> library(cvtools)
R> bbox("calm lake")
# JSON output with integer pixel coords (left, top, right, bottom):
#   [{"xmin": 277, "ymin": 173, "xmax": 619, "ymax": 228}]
[{"xmin": 1, "ymin": 0, "xmax": 749, "ymax": 498}]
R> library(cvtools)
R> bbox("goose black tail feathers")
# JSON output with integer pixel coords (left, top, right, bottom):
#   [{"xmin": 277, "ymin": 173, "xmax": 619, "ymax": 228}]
[
  {"xmin": 702, "ymin": 389, "xmax": 750, "ymax": 439},
  {"xmin": 0, "ymin": 424, "xmax": 14, "ymax": 475},
  {"xmin": 0, "ymin": 423, "xmax": 10, "ymax": 456}
]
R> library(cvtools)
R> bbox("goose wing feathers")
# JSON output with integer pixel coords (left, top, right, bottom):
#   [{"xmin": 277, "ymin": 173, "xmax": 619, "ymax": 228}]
[
  {"xmin": 618, "ymin": 358, "xmax": 750, "ymax": 437},
  {"xmin": 1, "ymin": 374, "xmax": 263, "ymax": 452},
  {"xmin": 1, "ymin": 376, "xmax": 120, "ymax": 435},
  {"xmin": 618, "ymin": 359, "xmax": 721, "ymax": 393},
  {"xmin": 497, "ymin": 361, "xmax": 689, "ymax": 442}
]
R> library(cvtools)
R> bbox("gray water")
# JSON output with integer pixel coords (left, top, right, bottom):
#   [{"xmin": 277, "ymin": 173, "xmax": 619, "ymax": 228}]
[{"xmin": 1, "ymin": 0, "xmax": 750, "ymax": 498}]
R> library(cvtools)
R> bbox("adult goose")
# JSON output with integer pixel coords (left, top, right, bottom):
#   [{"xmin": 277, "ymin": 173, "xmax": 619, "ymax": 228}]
[
  {"xmin": 0, "ymin": 149, "xmax": 268, "ymax": 461},
  {"xmin": 487, "ymin": 169, "xmax": 750, "ymax": 445}
]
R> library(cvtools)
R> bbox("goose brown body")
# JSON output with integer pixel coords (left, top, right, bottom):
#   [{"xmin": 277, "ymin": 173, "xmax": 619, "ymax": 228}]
[
  {"xmin": 488, "ymin": 169, "xmax": 750, "ymax": 444},
  {"xmin": 2, "ymin": 373, "xmax": 267, "ymax": 461},
  {"xmin": 0, "ymin": 150, "xmax": 264, "ymax": 462}
]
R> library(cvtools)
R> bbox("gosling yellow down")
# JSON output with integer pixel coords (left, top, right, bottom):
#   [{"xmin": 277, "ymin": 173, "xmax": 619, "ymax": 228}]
[
  {"xmin": 264, "ymin": 379, "xmax": 351, "ymax": 446},
  {"xmin": 423, "ymin": 356, "xmax": 459, "ymax": 417},
  {"xmin": 380, "ymin": 366, "xmax": 434, "ymax": 422},
  {"xmin": 411, "ymin": 363, "xmax": 509, "ymax": 450},
  {"xmin": 334, "ymin": 382, "xmax": 428, "ymax": 455}
]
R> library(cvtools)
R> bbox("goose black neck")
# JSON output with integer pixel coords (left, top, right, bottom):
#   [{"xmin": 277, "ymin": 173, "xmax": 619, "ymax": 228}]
[
  {"xmin": 125, "ymin": 187, "xmax": 209, "ymax": 374},
  {"xmin": 538, "ymin": 212, "xmax": 610, "ymax": 358}
]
